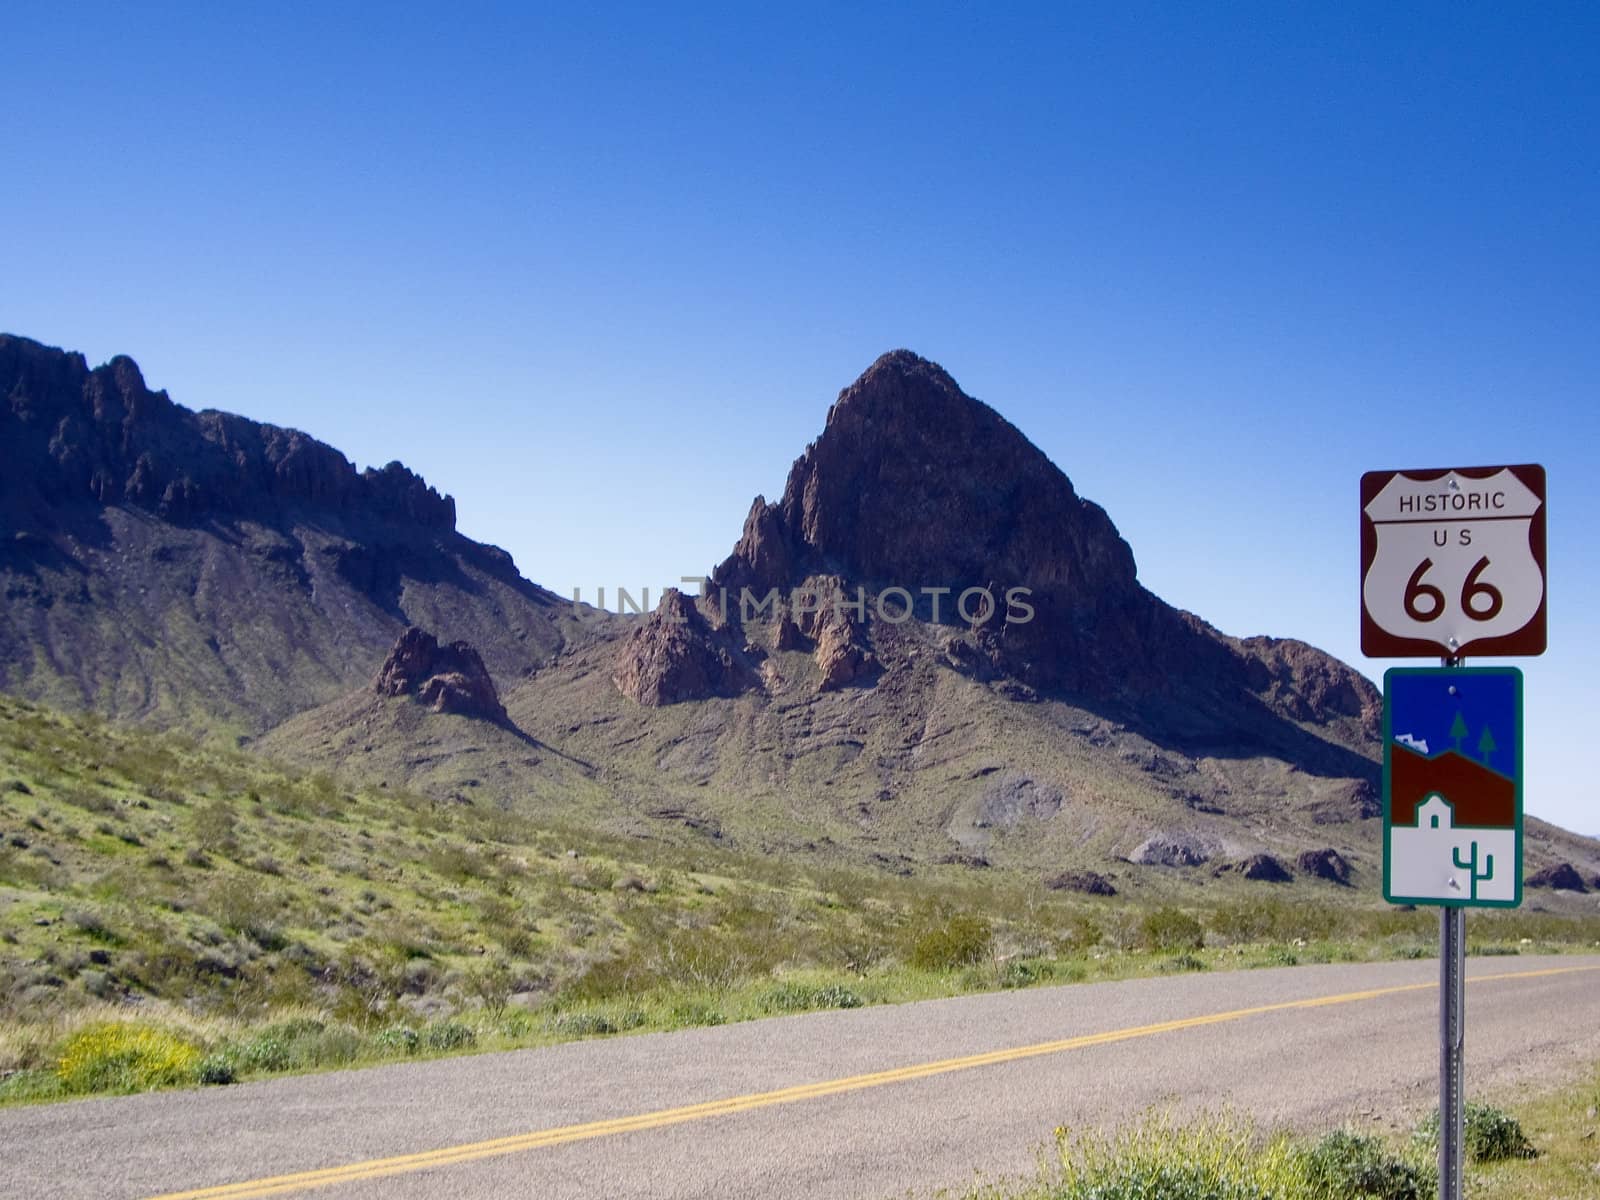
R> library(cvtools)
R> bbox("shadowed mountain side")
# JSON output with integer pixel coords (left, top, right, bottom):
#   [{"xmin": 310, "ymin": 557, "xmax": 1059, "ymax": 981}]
[{"xmin": 0, "ymin": 335, "xmax": 585, "ymax": 732}]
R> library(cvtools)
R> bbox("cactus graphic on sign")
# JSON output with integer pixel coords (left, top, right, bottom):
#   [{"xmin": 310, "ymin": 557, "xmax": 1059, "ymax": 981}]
[{"xmin": 1383, "ymin": 667, "xmax": 1523, "ymax": 908}]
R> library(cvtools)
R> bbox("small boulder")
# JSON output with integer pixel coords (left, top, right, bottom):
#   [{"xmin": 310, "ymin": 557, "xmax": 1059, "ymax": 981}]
[
  {"xmin": 1044, "ymin": 870, "xmax": 1117, "ymax": 896},
  {"xmin": 936, "ymin": 852, "xmax": 991, "ymax": 869},
  {"xmin": 1526, "ymin": 862, "xmax": 1588, "ymax": 892},
  {"xmin": 1296, "ymin": 848, "xmax": 1352, "ymax": 886},
  {"xmin": 1129, "ymin": 833, "xmax": 1212, "ymax": 867},
  {"xmin": 1214, "ymin": 853, "xmax": 1293, "ymax": 882}
]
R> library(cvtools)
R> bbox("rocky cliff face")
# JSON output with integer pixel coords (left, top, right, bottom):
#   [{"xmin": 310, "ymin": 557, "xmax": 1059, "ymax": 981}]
[
  {"xmin": 374, "ymin": 627, "xmax": 507, "ymax": 722},
  {"xmin": 0, "ymin": 335, "xmax": 453, "ymax": 529},
  {"xmin": 694, "ymin": 350, "xmax": 1378, "ymax": 759},
  {"xmin": 612, "ymin": 589, "xmax": 750, "ymax": 706},
  {"xmin": 0, "ymin": 335, "xmax": 573, "ymax": 733}
]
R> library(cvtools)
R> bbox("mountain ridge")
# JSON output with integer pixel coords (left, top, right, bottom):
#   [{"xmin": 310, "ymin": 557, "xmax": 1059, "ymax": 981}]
[
  {"xmin": 8, "ymin": 334, "xmax": 1594, "ymax": 883},
  {"xmin": 0, "ymin": 334, "xmax": 585, "ymax": 733}
]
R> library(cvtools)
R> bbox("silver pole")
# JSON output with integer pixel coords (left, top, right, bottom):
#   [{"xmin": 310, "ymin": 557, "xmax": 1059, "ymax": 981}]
[
  {"xmin": 1438, "ymin": 650, "xmax": 1465, "ymax": 1200},
  {"xmin": 1439, "ymin": 903, "xmax": 1465, "ymax": 1199}
]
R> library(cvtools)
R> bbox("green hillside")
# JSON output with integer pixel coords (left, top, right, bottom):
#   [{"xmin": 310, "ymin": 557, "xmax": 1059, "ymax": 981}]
[{"xmin": 5, "ymin": 692, "xmax": 1599, "ymax": 1106}]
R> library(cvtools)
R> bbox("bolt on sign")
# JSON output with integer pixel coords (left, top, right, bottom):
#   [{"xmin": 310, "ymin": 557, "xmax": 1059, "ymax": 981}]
[
  {"xmin": 1360, "ymin": 465, "xmax": 1546, "ymax": 658},
  {"xmin": 1383, "ymin": 667, "xmax": 1523, "ymax": 908}
]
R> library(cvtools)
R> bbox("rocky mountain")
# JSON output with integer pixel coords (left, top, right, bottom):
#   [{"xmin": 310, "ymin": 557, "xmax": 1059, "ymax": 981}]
[
  {"xmin": 0, "ymin": 334, "xmax": 588, "ymax": 732},
  {"xmin": 627, "ymin": 351, "xmax": 1377, "ymax": 760},
  {"xmin": 6, "ymin": 336, "xmax": 1596, "ymax": 889}
]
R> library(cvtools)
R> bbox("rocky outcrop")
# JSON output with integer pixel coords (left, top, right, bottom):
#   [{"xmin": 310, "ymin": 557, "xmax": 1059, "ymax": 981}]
[
  {"xmin": 1526, "ymin": 862, "xmax": 1588, "ymax": 892},
  {"xmin": 613, "ymin": 590, "xmax": 750, "ymax": 707},
  {"xmin": 807, "ymin": 607, "xmax": 872, "ymax": 692},
  {"xmin": 977, "ymin": 774, "xmax": 1065, "ymax": 828},
  {"xmin": 1296, "ymin": 848, "xmax": 1352, "ymax": 885},
  {"xmin": 1304, "ymin": 779, "xmax": 1382, "ymax": 825},
  {"xmin": 375, "ymin": 627, "xmax": 507, "ymax": 720},
  {"xmin": 1234, "ymin": 636, "xmax": 1383, "ymax": 741},
  {"xmin": 710, "ymin": 350, "xmax": 1146, "ymax": 695},
  {"xmin": 1214, "ymin": 853, "xmax": 1293, "ymax": 882},
  {"xmin": 0, "ymin": 335, "xmax": 454, "ymax": 529},
  {"xmin": 1044, "ymin": 869, "xmax": 1117, "ymax": 896},
  {"xmin": 1129, "ymin": 832, "xmax": 1213, "ymax": 867},
  {"xmin": 705, "ymin": 349, "xmax": 1385, "ymax": 774},
  {"xmin": 374, "ymin": 627, "xmax": 508, "ymax": 721}
]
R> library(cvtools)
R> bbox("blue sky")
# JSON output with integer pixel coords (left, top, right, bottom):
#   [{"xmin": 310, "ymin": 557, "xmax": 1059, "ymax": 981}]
[{"xmin": 5, "ymin": 4, "xmax": 1597, "ymax": 832}]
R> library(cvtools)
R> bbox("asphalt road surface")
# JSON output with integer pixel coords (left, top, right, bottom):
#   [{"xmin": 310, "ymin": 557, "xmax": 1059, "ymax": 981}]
[{"xmin": 4, "ymin": 956, "xmax": 1599, "ymax": 1200}]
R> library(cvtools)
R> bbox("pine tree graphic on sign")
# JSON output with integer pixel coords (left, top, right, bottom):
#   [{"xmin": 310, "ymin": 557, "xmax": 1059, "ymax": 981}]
[
  {"xmin": 1477, "ymin": 725, "xmax": 1498, "ymax": 768},
  {"xmin": 1449, "ymin": 711, "xmax": 1469, "ymax": 754}
]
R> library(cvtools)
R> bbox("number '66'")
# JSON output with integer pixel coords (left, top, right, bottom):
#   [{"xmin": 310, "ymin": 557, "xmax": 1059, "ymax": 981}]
[{"xmin": 1403, "ymin": 557, "xmax": 1504, "ymax": 623}]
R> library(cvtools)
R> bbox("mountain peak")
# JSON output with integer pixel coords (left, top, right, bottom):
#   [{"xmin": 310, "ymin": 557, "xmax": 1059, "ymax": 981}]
[{"xmin": 715, "ymin": 350, "xmax": 1137, "ymax": 602}]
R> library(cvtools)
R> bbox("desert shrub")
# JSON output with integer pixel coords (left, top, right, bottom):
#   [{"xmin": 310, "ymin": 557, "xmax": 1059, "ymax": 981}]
[
  {"xmin": 1158, "ymin": 953, "xmax": 1208, "ymax": 973},
  {"xmin": 1057, "ymin": 913, "xmax": 1104, "ymax": 953},
  {"xmin": 757, "ymin": 981, "xmax": 864, "ymax": 1013},
  {"xmin": 374, "ymin": 1026, "xmax": 420, "ymax": 1055},
  {"xmin": 56, "ymin": 1023, "xmax": 200, "ymax": 1094},
  {"xmin": 1415, "ymin": 1102, "xmax": 1536, "ymax": 1163},
  {"xmin": 547, "ymin": 1011, "xmax": 618, "ymax": 1037},
  {"xmin": 234, "ymin": 1018, "xmax": 361, "ymax": 1074},
  {"xmin": 190, "ymin": 800, "xmax": 238, "ymax": 855},
  {"xmin": 196, "ymin": 1054, "xmax": 237, "ymax": 1085},
  {"xmin": 68, "ymin": 908, "xmax": 119, "ymax": 943},
  {"xmin": 1207, "ymin": 897, "xmax": 1341, "ymax": 945},
  {"xmin": 1043, "ymin": 1112, "xmax": 1306, "ymax": 1199},
  {"xmin": 1464, "ymin": 1103, "xmax": 1537, "ymax": 1161},
  {"xmin": 1000, "ymin": 959, "xmax": 1054, "ymax": 989},
  {"xmin": 668, "ymin": 1000, "xmax": 726, "ymax": 1028},
  {"xmin": 1139, "ymin": 907, "xmax": 1204, "ymax": 952},
  {"xmin": 910, "ymin": 914, "xmax": 992, "ymax": 971},
  {"xmin": 1303, "ymin": 1129, "xmax": 1433, "ymax": 1199},
  {"xmin": 422, "ymin": 1021, "xmax": 476, "ymax": 1051}
]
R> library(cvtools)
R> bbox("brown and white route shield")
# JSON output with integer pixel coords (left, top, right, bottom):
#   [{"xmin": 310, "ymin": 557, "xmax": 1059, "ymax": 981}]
[{"xmin": 1360, "ymin": 464, "xmax": 1546, "ymax": 658}]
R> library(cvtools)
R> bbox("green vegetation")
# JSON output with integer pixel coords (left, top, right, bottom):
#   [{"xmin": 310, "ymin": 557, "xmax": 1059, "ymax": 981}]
[
  {"xmin": 3, "ymin": 694, "xmax": 1600, "ymax": 1106},
  {"xmin": 961, "ymin": 1096, "xmax": 1565, "ymax": 1200},
  {"xmin": 963, "ymin": 1113, "xmax": 1437, "ymax": 1200},
  {"xmin": 1417, "ymin": 1101, "xmax": 1539, "ymax": 1163},
  {"xmin": 1468, "ymin": 1063, "xmax": 1600, "ymax": 1198}
]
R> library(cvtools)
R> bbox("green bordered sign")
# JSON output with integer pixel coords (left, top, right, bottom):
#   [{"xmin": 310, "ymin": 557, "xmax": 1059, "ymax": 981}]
[{"xmin": 1383, "ymin": 667, "xmax": 1523, "ymax": 908}]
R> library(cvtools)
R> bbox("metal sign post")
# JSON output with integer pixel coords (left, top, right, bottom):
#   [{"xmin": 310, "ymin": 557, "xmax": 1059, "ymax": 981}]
[
  {"xmin": 1439, "ymin": 901, "xmax": 1465, "ymax": 1200},
  {"xmin": 1438, "ymin": 652, "xmax": 1464, "ymax": 1200}
]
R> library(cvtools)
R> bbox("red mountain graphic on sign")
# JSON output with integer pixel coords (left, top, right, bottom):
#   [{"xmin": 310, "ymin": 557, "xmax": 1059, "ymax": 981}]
[{"xmin": 1389, "ymin": 742, "xmax": 1516, "ymax": 828}]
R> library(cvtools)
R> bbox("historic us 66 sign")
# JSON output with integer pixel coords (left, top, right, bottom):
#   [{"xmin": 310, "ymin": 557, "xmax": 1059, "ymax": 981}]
[{"xmin": 1360, "ymin": 464, "xmax": 1547, "ymax": 658}]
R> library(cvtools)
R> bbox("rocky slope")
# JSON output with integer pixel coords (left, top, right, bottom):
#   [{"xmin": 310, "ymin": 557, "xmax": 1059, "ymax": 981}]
[
  {"xmin": 625, "ymin": 350, "xmax": 1378, "ymax": 761},
  {"xmin": 0, "ymin": 335, "xmax": 587, "ymax": 732},
  {"xmin": 276, "ymin": 350, "xmax": 1404, "ymax": 880}
]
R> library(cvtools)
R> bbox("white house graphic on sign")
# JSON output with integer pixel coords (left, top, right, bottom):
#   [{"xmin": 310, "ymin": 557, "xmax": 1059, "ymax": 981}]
[{"xmin": 1388, "ymin": 794, "xmax": 1517, "ymax": 903}]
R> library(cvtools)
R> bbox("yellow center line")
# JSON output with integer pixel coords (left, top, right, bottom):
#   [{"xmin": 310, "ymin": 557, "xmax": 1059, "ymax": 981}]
[{"xmin": 145, "ymin": 963, "xmax": 1600, "ymax": 1200}]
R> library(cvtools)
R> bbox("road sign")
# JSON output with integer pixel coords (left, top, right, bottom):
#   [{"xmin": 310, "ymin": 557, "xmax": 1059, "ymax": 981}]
[
  {"xmin": 1360, "ymin": 464, "xmax": 1546, "ymax": 658},
  {"xmin": 1383, "ymin": 667, "xmax": 1522, "ymax": 908}
]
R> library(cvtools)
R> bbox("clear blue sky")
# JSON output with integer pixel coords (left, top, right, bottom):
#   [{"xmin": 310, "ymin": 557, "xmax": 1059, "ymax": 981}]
[{"xmin": 5, "ymin": 4, "xmax": 1597, "ymax": 833}]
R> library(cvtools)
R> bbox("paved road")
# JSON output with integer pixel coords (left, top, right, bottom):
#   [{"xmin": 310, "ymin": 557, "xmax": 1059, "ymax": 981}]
[{"xmin": 4, "ymin": 957, "xmax": 1598, "ymax": 1200}]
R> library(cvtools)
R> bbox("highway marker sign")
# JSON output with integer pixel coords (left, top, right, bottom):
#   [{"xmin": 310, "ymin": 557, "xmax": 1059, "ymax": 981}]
[
  {"xmin": 1383, "ymin": 667, "xmax": 1523, "ymax": 908},
  {"xmin": 1360, "ymin": 464, "xmax": 1546, "ymax": 658}
]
